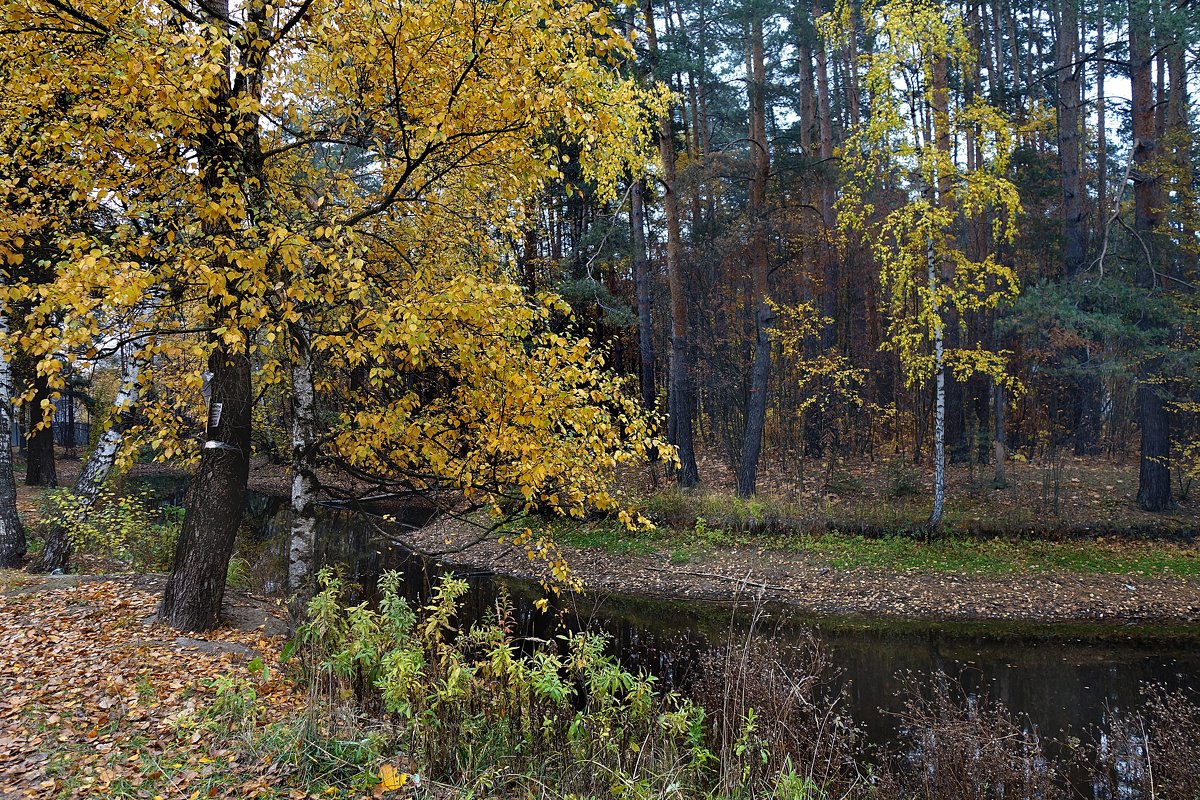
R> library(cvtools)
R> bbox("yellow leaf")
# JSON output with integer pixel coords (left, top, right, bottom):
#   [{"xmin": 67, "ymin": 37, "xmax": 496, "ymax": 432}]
[{"xmin": 377, "ymin": 764, "xmax": 407, "ymax": 791}]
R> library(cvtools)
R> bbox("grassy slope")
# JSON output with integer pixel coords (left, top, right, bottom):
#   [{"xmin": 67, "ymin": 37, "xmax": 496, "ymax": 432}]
[{"xmin": 547, "ymin": 458, "xmax": 1200, "ymax": 578}]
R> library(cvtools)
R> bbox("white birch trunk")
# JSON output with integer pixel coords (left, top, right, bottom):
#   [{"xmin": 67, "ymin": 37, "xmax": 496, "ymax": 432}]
[
  {"xmin": 36, "ymin": 351, "xmax": 142, "ymax": 571},
  {"xmin": 928, "ymin": 230, "xmax": 946, "ymax": 529},
  {"xmin": 287, "ymin": 328, "xmax": 319, "ymax": 598},
  {"xmin": 77, "ymin": 355, "xmax": 142, "ymax": 503}
]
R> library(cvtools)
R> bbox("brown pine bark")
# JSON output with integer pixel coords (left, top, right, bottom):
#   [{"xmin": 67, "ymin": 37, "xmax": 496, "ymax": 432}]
[
  {"xmin": 1165, "ymin": 12, "xmax": 1193, "ymax": 275},
  {"xmin": 1129, "ymin": 1, "xmax": 1171, "ymax": 511},
  {"xmin": 1056, "ymin": 0, "xmax": 1086, "ymax": 273},
  {"xmin": 1053, "ymin": 0, "xmax": 1102, "ymax": 456},
  {"xmin": 737, "ymin": 10, "xmax": 772, "ymax": 498},
  {"xmin": 1095, "ymin": 0, "xmax": 1108, "ymax": 233},
  {"xmin": 646, "ymin": 0, "xmax": 699, "ymax": 487},
  {"xmin": 795, "ymin": 0, "xmax": 816, "ymax": 154},
  {"xmin": 814, "ymin": 0, "xmax": 837, "ymax": 334}
]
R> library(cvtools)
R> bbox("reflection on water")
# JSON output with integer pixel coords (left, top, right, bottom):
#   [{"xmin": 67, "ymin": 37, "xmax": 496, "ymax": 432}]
[{"xmin": 229, "ymin": 495, "xmax": 1200, "ymax": 764}]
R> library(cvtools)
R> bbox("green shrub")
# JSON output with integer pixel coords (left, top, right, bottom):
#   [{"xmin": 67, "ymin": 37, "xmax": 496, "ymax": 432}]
[
  {"xmin": 40, "ymin": 489, "xmax": 181, "ymax": 570},
  {"xmin": 298, "ymin": 568, "xmax": 714, "ymax": 796}
]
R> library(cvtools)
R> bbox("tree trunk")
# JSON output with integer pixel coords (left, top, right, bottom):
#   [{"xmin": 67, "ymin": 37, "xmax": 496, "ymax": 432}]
[
  {"xmin": 929, "ymin": 232, "xmax": 946, "ymax": 529},
  {"xmin": 161, "ymin": 0, "xmax": 271, "ymax": 628},
  {"xmin": 646, "ymin": 0, "xmax": 699, "ymax": 487},
  {"xmin": 928, "ymin": 45, "xmax": 951, "ymax": 529},
  {"xmin": 1137, "ymin": 383, "xmax": 1171, "ymax": 510},
  {"xmin": 1057, "ymin": 0, "xmax": 1086, "ymax": 273},
  {"xmin": 0, "ymin": 307, "xmax": 25, "ymax": 568},
  {"xmin": 1165, "ymin": 15, "xmax": 1193, "ymax": 276},
  {"xmin": 992, "ymin": 379, "xmax": 1007, "ymax": 486},
  {"xmin": 1129, "ymin": 1, "xmax": 1171, "ymax": 511},
  {"xmin": 1062, "ymin": 0, "xmax": 1104, "ymax": 456},
  {"xmin": 24, "ymin": 372, "xmax": 58, "ymax": 487},
  {"xmin": 795, "ymin": 0, "xmax": 816, "ymax": 154},
  {"xmin": 35, "ymin": 351, "xmax": 142, "ymax": 573},
  {"xmin": 64, "ymin": 393, "xmax": 76, "ymax": 456},
  {"xmin": 1074, "ymin": 370, "xmax": 1103, "ymax": 456},
  {"xmin": 1056, "ymin": 0, "xmax": 1100, "ymax": 456},
  {"xmin": 160, "ymin": 343, "xmax": 253, "ymax": 630},
  {"xmin": 814, "ymin": 2, "xmax": 838, "ymax": 333},
  {"xmin": 1005, "ymin": 0, "xmax": 1022, "ymax": 114},
  {"xmin": 737, "ymin": 11, "xmax": 772, "ymax": 498},
  {"xmin": 1094, "ymin": 0, "xmax": 1107, "ymax": 225},
  {"xmin": 631, "ymin": 179, "xmax": 656, "ymax": 413},
  {"xmin": 521, "ymin": 211, "xmax": 538, "ymax": 291},
  {"xmin": 288, "ymin": 326, "xmax": 320, "ymax": 610}
]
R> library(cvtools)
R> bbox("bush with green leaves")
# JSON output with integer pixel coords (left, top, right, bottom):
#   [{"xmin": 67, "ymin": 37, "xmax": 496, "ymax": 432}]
[
  {"xmin": 297, "ymin": 568, "xmax": 715, "ymax": 797},
  {"xmin": 40, "ymin": 488, "xmax": 181, "ymax": 570}
]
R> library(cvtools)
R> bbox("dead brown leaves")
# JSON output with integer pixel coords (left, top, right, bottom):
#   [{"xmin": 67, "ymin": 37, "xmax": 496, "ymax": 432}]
[{"xmin": 0, "ymin": 577, "xmax": 302, "ymax": 798}]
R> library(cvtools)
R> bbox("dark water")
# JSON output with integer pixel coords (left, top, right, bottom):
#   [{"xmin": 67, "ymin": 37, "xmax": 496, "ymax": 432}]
[{"xmin": 222, "ymin": 495, "xmax": 1200, "ymax": 753}]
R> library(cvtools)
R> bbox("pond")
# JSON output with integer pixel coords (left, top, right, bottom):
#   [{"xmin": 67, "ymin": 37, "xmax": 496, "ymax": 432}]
[
  {"xmin": 224, "ymin": 495, "xmax": 1200, "ymax": 751},
  {"xmin": 138, "ymin": 476, "xmax": 1200, "ymax": 795}
]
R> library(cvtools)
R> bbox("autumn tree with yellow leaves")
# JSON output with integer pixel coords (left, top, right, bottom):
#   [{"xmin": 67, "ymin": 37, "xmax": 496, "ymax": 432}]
[
  {"xmin": 827, "ymin": 0, "xmax": 1022, "ymax": 527},
  {"xmin": 2, "ymin": 0, "xmax": 669, "ymax": 628}
]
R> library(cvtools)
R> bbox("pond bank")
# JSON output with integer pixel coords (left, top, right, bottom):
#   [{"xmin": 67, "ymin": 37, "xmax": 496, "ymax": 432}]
[
  {"xmin": 122, "ymin": 461, "xmax": 1200, "ymax": 626},
  {"xmin": 399, "ymin": 515, "xmax": 1200, "ymax": 626}
]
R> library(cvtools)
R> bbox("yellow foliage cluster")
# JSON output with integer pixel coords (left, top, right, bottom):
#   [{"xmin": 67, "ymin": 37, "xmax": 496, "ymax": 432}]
[
  {"xmin": 1, "ymin": 0, "xmax": 673, "ymax": 584},
  {"xmin": 768, "ymin": 299, "xmax": 870, "ymax": 417},
  {"xmin": 825, "ymin": 0, "xmax": 1022, "ymax": 393}
]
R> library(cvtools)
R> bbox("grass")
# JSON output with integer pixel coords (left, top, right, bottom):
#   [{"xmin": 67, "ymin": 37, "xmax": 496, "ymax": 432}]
[
  {"xmin": 544, "ymin": 517, "xmax": 659, "ymax": 555},
  {"xmin": 539, "ymin": 479, "xmax": 1200, "ymax": 578},
  {"xmin": 553, "ymin": 517, "xmax": 1200, "ymax": 577},
  {"xmin": 790, "ymin": 532, "xmax": 1200, "ymax": 576}
]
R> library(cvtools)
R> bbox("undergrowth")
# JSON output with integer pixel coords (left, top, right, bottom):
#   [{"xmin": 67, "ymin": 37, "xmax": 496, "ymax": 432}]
[{"xmin": 131, "ymin": 570, "xmax": 1200, "ymax": 799}]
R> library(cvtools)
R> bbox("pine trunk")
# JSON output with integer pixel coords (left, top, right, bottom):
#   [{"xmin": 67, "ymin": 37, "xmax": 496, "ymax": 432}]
[
  {"xmin": 646, "ymin": 0, "xmax": 699, "ymax": 487},
  {"xmin": 814, "ymin": 2, "xmax": 838, "ymax": 334},
  {"xmin": 1095, "ymin": 0, "xmax": 1107, "ymax": 223},
  {"xmin": 795, "ymin": 0, "xmax": 816, "ymax": 153},
  {"xmin": 1137, "ymin": 384, "xmax": 1171, "ymax": 510},
  {"xmin": 1057, "ymin": 0, "xmax": 1086, "ymax": 272},
  {"xmin": 737, "ymin": 12, "xmax": 772, "ymax": 498},
  {"xmin": 1129, "ymin": 1, "xmax": 1171, "ymax": 511}
]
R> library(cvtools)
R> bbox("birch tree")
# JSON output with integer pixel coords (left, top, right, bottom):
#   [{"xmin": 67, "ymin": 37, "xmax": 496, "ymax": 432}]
[{"xmin": 829, "ymin": 0, "xmax": 1022, "ymax": 527}]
